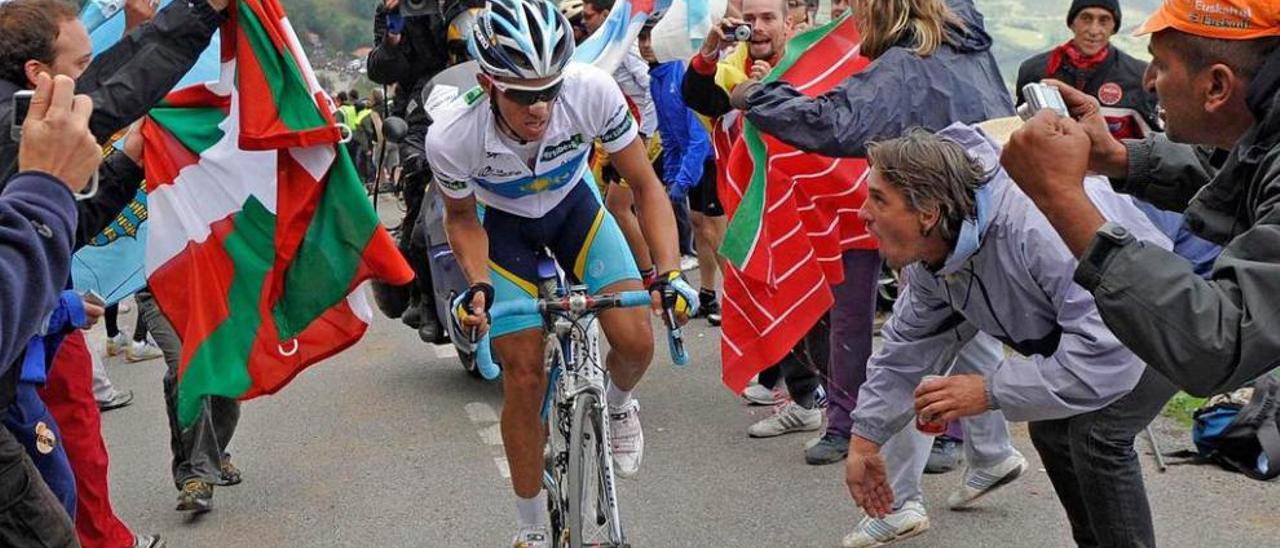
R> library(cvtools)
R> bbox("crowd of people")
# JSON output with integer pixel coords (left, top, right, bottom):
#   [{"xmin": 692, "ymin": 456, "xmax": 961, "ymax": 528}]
[{"xmin": 0, "ymin": 0, "xmax": 1277, "ymax": 546}]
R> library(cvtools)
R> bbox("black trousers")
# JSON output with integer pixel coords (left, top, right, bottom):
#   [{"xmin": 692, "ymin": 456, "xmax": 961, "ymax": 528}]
[{"xmin": 1029, "ymin": 368, "xmax": 1176, "ymax": 548}]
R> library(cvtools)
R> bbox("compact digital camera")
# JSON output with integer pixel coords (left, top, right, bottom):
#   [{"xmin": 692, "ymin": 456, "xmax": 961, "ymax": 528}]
[{"xmin": 1017, "ymin": 83, "xmax": 1069, "ymax": 121}]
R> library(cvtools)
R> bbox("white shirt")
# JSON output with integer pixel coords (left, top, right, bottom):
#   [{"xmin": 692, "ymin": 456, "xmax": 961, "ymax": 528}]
[{"xmin": 425, "ymin": 62, "xmax": 639, "ymax": 218}]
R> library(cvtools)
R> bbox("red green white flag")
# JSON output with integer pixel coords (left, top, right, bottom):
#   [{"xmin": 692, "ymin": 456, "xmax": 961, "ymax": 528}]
[
  {"xmin": 718, "ymin": 14, "xmax": 876, "ymax": 392},
  {"xmin": 141, "ymin": 0, "xmax": 414, "ymax": 427}
]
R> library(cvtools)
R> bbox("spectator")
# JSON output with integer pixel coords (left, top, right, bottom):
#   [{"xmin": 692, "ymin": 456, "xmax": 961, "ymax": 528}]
[
  {"xmin": 707, "ymin": 0, "xmax": 1027, "ymax": 540},
  {"xmin": 1015, "ymin": 0, "xmax": 1160, "ymax": 140},
  {"xmin": 0, "ymin": 71, "xmax": 102, "ymax": 548},
  {"xmin": 638, "ymin": 23, "xmax": 724, "ymax": 325},
  {"xmin": 851, "ymin": 125, "xmax": 1176, "ymax": 548},
  {"xmin": 1002, "ymin": 0, "xmax": 1280, "ymax": 396},
  {"xmin": 0, "ymin": 0, "xmax": 227, "ymax": 544}
]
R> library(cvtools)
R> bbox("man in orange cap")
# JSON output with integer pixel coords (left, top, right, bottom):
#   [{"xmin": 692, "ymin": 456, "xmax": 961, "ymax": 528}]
[{"xmin": 1003, "ymin": 0, "xmax": 1280, "ymax": 404}]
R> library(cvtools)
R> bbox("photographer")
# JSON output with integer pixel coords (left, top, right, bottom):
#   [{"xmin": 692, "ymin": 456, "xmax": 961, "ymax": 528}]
[
  {"xmin": 1, "ymin": 0, "xmax": 226, "ymax": 545},
  {"xmin": 1003, "ymin": 0, "xmax": 1280, "ymax": 396},
  {"xmin": 0, "ymin": 72, "xmax": 101, "ymax": 547}
]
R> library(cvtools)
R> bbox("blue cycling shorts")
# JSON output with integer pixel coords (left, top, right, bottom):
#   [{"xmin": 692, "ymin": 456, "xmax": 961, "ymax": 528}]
[{"xmin": 484, "ymin": 178, "xmax": 640, "ymax": 338}]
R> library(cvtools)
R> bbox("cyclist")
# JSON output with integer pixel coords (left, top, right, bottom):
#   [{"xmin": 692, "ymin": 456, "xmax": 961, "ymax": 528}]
[{"xmin": 423, "ymin": 0, "xmax": 696, "ymax": 545}]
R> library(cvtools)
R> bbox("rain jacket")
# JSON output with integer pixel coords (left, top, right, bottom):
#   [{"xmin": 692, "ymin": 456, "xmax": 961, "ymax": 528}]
[
  {"xmin": 739, "ymin": 0, "xmax": 1012, "ymax": 158},
  {"xmin": 1075, "ymin": 50, "xmax": 1280, "ymax": 396},
  {"xmin": 649, "ymin": 61, "xmax": 710, "ymax": 199},
  {"xmin": 851, "ymin": 123, "xmax": 1173, "ymax": 445}
]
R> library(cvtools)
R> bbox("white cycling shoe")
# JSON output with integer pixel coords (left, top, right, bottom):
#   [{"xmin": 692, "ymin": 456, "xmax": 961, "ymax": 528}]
[{"xmin": 609, "ymin": 399, "xmax": 643, "ymax": 478}]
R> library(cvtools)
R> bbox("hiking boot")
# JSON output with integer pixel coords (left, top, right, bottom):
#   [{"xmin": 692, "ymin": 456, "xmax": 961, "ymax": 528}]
[
  {"xmin": 176, "ymin": 480, "xmax": 213, "ymax": 513},
  {"xmin": 805, "ymin": 433, "xmax": 850, "ymax": 465},
  {"xmin": 511, "ymin": 525, "xmax": 550, "ymax": 548},
  {"xmin": 132, "ymin": 534, "xmax": 165, "ymax": 548},
  {"xmin": 925, "ymin": 435, "xmax": 963, "ymax": 474},
  {"xmin": 947, "ymin": 450, "xmax": 1027, "ymax": 509},
  {"xmin": 609, "ymin": 400, "xmax": 644, "ymax": 478},
  {"xmin": 125, "ymin": 340, "xmax": 164, "ymax": 363},
  {"xmin": 747, "ymin": 402, "xmax": 822, "ymax": 438},
  {"xmin": 842, "ymin": 500, "xmax": 929, "ymax": 547},
  {"xmin": 742, "ymin": 383, "xmax": 787, "ymax": 406},
  {"xmin": 97, "ymin": 389, "xmax": 134, "ymax": 412},
  {"xmin": 106, "ymin": 332, "xmax": 130, "ymax": 357},
  {"xmin": 219, "ymin": 459, "xmax": 243, "ymax": 486}
]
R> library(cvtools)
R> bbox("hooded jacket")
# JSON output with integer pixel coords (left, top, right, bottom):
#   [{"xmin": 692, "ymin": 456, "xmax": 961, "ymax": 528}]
[
  {"xmin": 739, "ymin": 0, "xmax": 1013, "ymax": 158},
  {"xmin": 851, "ymin": 123, "xmax": 1172, "ymax": 445},
  {"xmin": 1075, "ymin": 50, "xmax": 1280, "ymax": 396},
  {"xmin": 649, "ymin": 61, "xmax": 711, "ymax": 198}
]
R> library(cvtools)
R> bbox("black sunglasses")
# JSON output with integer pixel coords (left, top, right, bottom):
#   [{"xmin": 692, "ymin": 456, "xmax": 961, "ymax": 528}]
[{"xmin": 491, "ymin": 78, "xmax": 565, "ymax": 106}]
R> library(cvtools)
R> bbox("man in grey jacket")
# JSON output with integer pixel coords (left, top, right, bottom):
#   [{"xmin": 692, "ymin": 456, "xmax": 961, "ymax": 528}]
[
  {"xmin": 846, "ymin": 124, "xmax": 1176, "ymax": 548},
  {"xmin": 1002, "ymin": 0, "xmax": 1280, "ymax": 397}
]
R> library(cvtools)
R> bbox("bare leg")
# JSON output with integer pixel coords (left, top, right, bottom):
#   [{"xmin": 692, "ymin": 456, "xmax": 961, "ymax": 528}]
[{"xmin": 493, "ymin": 329, "xmax": 549, "ymax": 498}]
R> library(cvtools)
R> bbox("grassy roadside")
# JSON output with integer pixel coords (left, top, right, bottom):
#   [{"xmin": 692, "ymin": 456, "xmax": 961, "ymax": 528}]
[{"xmin": 1163, "ymin": 392, "xmax": 1206, "ymax": 428}]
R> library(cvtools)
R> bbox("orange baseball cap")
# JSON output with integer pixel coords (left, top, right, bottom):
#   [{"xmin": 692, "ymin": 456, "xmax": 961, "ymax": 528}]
[{"xmin": 1135, "ymin": 0, "xmax": 1280, "ymax": 40}]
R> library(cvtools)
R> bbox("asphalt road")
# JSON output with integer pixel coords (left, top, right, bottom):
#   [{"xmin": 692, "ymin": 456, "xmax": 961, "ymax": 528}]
[{"xmin": 94, "ymin": 296, "xmax": 1279, "ymax": 547}]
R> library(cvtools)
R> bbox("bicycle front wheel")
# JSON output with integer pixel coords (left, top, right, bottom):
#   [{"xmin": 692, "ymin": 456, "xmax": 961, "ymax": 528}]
[{"xmin": 566, "ymin": 392, "xmax": 625, "ymax": 547}]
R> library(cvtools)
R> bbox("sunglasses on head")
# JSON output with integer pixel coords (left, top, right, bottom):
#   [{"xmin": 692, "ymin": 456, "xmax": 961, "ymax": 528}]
[{"xmin": 490, "ymin": 77, "xmax": 564, "ymax": 106}]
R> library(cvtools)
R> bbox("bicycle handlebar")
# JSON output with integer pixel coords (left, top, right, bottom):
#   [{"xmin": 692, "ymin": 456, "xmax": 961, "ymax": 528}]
[{"xmin": 485, "ymin": 290, "xmax": 688, "ymax": 366}]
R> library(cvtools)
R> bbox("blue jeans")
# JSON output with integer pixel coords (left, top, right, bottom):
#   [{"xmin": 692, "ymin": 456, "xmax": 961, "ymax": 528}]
[{"xmin": 1028, "ymin": 368, "xmax": 1176, "ymax": 547}]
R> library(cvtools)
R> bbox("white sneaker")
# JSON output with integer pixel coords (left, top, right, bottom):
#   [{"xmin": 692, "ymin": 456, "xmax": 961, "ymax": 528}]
[
  {"xmin": 679, "ymin": 255, "xmax": 699, "ymax": 272},
  {"xmin": 125, "ymin": 340, "xmax": 164, "ymax": 363},
  {"xmin": 609, "ymin": 399, "xmax": 643, "ymax": 478},
  {"xmin": 741, "ymin": 383, "xmax": 787, "ymax": 406},
  {"xmin": 842, "ymin": 500, "xmax": 930, "ymax": 548},
  {"xmin": 510, "ymin": 525, "xmax": 550, "ymax": 548},
  {"xmin": 947, "ymin": 450, "xmax": 1027, "ymax": 509},
  {"xmin": 106, "ymin": 333, "xmax": 129, "ymax": 357},
  {"xmin": 747, "ymin": 402, "xmax": 822, "ymax": 438}
]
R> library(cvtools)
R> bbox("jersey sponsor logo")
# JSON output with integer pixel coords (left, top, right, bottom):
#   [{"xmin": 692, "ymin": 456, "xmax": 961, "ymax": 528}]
[
  {"xmin": 477, "ymin": 165, "xmax": 525, "ymax": 178},
  {"xmin": 600, "ymin": 112, "xmax": 634, "ymax": 145},
  {"xmin": 540, "ymin": 133, "xmax": 585, "ymax": 162},
  {"xmin": 438, "ymin": 177, "xmax": 469, "ymax": 191},
  {"xmin": 1098, "ymin": 83, "xmax": 1123, "ymax": 106}
]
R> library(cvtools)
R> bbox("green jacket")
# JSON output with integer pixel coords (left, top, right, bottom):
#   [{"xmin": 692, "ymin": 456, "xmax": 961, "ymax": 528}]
[{"xmin": 1075, "ymin": 51, "xmax": 1280, "ymax": 396}]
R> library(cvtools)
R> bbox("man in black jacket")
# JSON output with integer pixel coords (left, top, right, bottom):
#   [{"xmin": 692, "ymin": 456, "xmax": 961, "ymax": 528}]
[
  {"xmin": 1004, "ymin": 0, "xmax": 1280, "ymax": 399},
  {"xmin": 0, "ymin": 0, "xmax": 225, "ymax": 544},
  {"xmin": 1015, "ymin": 0, "xmax": 1160, "ymax": 140}
]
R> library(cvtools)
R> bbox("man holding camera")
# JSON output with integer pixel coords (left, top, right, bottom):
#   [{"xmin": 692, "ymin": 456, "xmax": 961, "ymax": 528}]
[
  {"xmin": 1, "ymin": 0, "xmax": 227, "ymax": 544},
  {"xmin": 1004, "ymin": 0, "xmax": 1280, "ymax": 397}
]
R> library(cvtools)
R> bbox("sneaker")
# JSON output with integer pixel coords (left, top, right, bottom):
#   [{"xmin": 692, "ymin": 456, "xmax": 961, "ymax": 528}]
[
  {"xmin": 175, "ymin": 480, "xmax": 213, "ymax": 513},
  {"xmin": 511, "ymin": 525, "xmax": 550, "ymax": 548},
  {"xmin": 741, "ymin": 383, "xmax": 787, "ymax": 406},
  {"xmin": 695, "ymin": 292, "xmax": 722, "ymax": 326},
  {"xmin": 125, "ymin": 340, "xmax": 164, "ymax": 363},
  {"xmin": 679, "ymin": 255, "xmax": 699, "ymax": 272},
  {"xmin": 97, "ymin": 389, "xmax": 134, "ymax": 412},
  {"xmin": 106, "ymin": 332, "xmax": 130, "ymax": 357},
  {"xmin": 609, "ymin": 400, "xmax": 644, "ymax": 478},
  {"xmin": 947, "ymin": 450, "xmax": 1027, "ymax": 509},
  {"xmin": 805, "ymin": 432, "xmax": 850, "ymax": 465},
  {"xmin": 219, "ymin": 459, "xmax": 243, "ymax": 486},
  {"xmin": 924, "ymin": 435, "xmax": 963, "ymax": 474},
  {"xmin": 747, "ymin": 402, "xmax": 822, "ymax": 438},
  {"xmin": 132, "ymin": 534, "xmax": 165, "ymax": 548},
  {"xmin": 842, "ymin": 500, "xmax": 930, "ymax": 548}
]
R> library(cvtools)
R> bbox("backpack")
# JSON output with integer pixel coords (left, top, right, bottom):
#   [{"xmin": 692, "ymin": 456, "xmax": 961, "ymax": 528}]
[{"xmin": 1187, "ymin": 374, "xmax": 1280, "ymax": 481}]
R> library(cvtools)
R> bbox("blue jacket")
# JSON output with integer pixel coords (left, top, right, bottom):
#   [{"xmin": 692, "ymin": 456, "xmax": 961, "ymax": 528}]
[
  {"xmin": 649, "ymin": 61, "xmax": 711, "ymax": 199},
  {"xmin": 0, "ymin": 173, "xmax": 78, "ymax": 381},
  {"xmin": 742, "ymin": 0, "xmax": 1013, "ymax": 158}
]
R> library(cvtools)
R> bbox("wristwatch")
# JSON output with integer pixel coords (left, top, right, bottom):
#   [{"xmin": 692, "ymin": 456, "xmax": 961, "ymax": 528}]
[{"xmin": 1076, "ymin": 221, "xmax": 1136, "ymax": 289}]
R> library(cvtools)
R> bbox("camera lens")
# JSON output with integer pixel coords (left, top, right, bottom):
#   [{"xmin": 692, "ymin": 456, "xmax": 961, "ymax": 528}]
[{"xmin": 733, "ymin": 24, "xmax": 752, "ymax": 41}]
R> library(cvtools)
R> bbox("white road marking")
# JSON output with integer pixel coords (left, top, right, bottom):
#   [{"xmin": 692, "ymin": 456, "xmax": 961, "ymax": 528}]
[
  {"xmin": 478, "ymin": 423, "xmax": 504, "ymax": 446},
  {"xmin": 432, "ymin": 344, "xmax": 459, "ymax": 359},
  {"xmin": 465, "ymin": 402, "xmax": 499, "ymax": 424},
  {"xmin": 495, "ymin": 457, "xmax": 511, "ymax": 478}
]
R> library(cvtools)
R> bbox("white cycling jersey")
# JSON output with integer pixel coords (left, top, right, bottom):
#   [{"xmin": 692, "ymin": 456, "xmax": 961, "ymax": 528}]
[{"xmin": 424, "ymin": 62, "xmax": 639, "ymax": 218}]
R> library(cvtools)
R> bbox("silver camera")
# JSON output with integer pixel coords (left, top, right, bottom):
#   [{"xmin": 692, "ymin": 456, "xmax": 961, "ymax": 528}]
[
  {"xmin": 1017, "ymin": 83, "xmax": 1069, "ymax": 121},
  {"xmin": 730, "ymin": 23, "xmax": 753, "ymax": 42}
]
